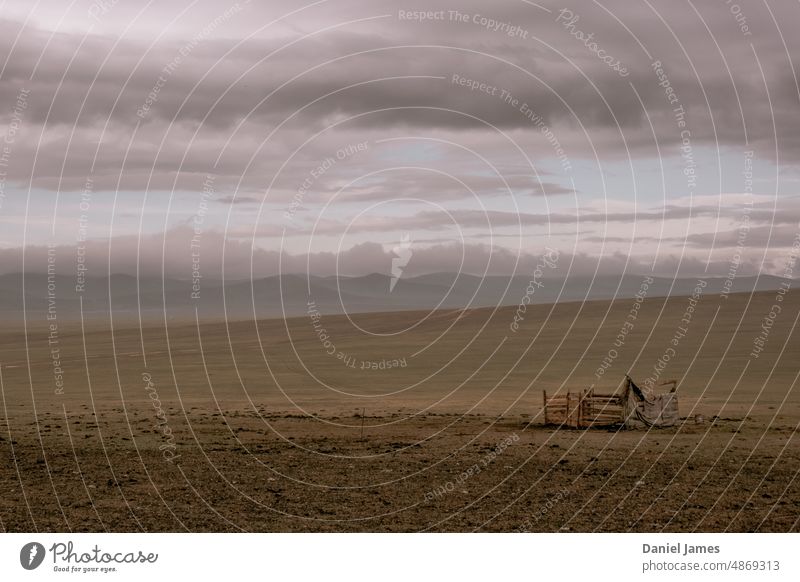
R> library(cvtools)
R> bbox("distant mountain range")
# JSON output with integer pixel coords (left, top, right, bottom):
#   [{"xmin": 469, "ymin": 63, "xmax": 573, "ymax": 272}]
[{"xmin": 0, "ymin": 272, "xmax": 792, "ymax": 322}]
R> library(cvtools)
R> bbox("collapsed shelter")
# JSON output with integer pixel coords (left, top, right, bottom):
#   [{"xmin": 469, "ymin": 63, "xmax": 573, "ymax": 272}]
[{"xmin": 542, "ymin": 375, "xmax": 679, "ymax": 429}]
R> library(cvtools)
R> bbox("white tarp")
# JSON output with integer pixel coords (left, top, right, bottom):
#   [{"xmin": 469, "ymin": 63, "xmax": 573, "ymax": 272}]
[{"xmin": 622, "ymin": 375, "xmax": 679, "ymax": 428}]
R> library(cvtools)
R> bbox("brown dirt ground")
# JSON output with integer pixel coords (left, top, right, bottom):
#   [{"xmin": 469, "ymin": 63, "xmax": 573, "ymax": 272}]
[
  {"xmin": 1, "ymin": 290, "xmax": 799, "ymax": 531},
  {"xmin": 1, "ymin": 408, "xmax": 797, "ymax": 532}
]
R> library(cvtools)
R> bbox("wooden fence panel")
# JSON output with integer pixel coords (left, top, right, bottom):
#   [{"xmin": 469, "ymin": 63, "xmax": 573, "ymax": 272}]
[{"xmin": 543, "ymin": 391, "xmax": 623, "ymax": 428}]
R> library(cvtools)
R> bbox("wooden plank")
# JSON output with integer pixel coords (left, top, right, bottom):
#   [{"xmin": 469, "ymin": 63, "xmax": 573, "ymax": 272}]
[
  {"xmin": 581, "ymin": 390, "xmax": 585, "ymax": 428},
  {"xmin": 566, "ymin": 391, "xmax": 571, "ymax": 427},
  {"xmin": 543, "ymin": 389, "xmax": 625, "ymax": 428},
  {"xmin": 543, "ymin": 390, "xmax": 548, "ymax": 425}
]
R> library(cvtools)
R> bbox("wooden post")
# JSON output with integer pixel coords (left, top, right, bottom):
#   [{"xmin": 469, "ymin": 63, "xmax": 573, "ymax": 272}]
[
  {"xmin": 543, "ymin": 390, "xmax": 548, "ymax": 425},
  {"xmin": 567, "ymin": 391, "xmax": 572, "ymax": 428},
  {"xmin": 360, "ymin": 408, "xmax": 365, "ymax": 441}
]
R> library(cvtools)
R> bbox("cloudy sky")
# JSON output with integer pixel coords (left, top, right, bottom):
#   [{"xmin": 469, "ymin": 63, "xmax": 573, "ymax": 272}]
[{"xmin": 1, "ymin": 0, "xmax": 798, "ymax": 280}]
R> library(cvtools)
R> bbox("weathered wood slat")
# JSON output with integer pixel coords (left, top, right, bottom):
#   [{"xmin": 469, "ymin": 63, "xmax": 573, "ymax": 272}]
[{"xmin": 543, "ymin": 390, "xmax": 623, "ymax": 428}]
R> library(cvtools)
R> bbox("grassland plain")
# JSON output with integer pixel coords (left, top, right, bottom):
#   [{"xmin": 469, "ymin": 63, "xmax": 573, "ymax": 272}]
[{"xmin": 0, "ymin": 289, "xmax": 798, "ymax": 531}]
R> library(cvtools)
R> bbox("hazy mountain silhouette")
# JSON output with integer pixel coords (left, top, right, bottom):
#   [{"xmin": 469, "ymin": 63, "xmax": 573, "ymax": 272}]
[{"xmin": 0, "ymin": 272, "xmax": 791, "ymax": 322}]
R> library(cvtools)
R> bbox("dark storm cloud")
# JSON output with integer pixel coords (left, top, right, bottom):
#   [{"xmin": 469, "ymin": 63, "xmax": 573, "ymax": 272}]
[
  {"xmin": 2, "ymin": 0, "xmax": 799, "ymax": 190},
  {"xmin": 1, "ymin": 0, "xmax": 799, "ymax": 278}
]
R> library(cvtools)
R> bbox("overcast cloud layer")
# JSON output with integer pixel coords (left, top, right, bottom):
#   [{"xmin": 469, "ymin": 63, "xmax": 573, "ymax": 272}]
[{"xmin": 1, "ymin": 0, "xmax": 799, "ymax": 281}]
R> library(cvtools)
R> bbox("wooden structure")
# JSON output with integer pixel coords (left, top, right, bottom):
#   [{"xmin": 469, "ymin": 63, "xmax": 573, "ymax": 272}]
[
  {"xmin": 543, "ymin": 376, "xmax": 678, "ymax": 429},
  {"xmin": 542, "ymin": 389, "xmax": 623, "ymax": 428}
]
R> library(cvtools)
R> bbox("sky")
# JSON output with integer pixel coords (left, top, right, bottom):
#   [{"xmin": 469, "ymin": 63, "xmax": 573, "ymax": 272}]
[{"xmin": 1, "ymin": 0, "xmax": 799, "ymax": 280}]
